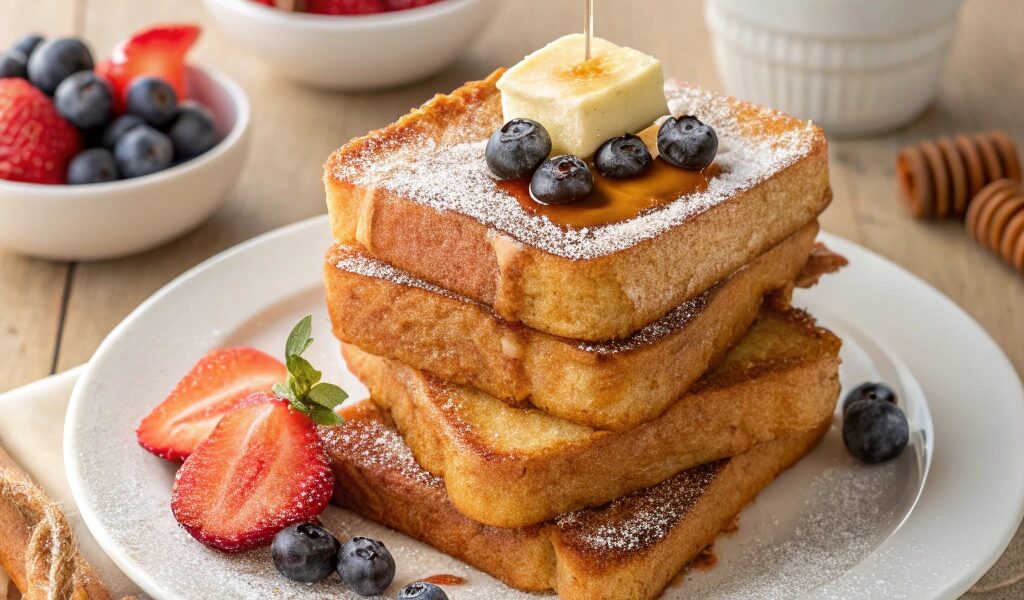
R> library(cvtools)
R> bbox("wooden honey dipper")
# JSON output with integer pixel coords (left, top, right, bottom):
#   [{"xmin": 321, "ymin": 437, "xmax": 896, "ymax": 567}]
[
  {"xmin": 965, "ymin": 178, "xmax": 1024, "ymax": 272},
  {"xmin": 897, "ymin": 130, "xmax": 1021, "ymax": 219}
]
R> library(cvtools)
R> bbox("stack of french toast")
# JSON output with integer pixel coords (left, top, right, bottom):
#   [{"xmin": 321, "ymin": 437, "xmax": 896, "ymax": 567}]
[{"xmin": 319, "ymin": 34, "xmax": 844, "ymax": 600}]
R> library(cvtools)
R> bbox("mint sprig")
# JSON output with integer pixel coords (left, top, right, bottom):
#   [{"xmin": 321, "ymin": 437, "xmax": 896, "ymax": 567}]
[{"xmin": 273, "ymin": 316, "xmax": 347, "ymax": 426}]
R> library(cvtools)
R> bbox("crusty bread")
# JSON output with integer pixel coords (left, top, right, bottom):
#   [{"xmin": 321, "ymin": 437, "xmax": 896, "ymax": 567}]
[
  {"xmin": 324, "ymin": 69, "xmax": 830, "ymax": 341},
  {"xmin": 325, "ymin": 222, "xmax": 822, "ymax": 430},
  {"xmin": 342, "ymin": 306, "xmax": 841, "ymax": 528},
  {"xmin": 322, "ymin": 403, "xmax": 830, "ymax": 600}
]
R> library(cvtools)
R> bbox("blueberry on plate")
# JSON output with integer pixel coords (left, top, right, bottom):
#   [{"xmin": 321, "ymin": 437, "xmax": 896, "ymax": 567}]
[
  {"xmin": 530, "ymin": 155, "xmax": 593, "ymax": 205},
  {"xmin": 398, "ymin": 582, "xmax": 449, "ymax": 600},
  {"xmin": 485, "ymin": 118, "xmax": 552, "ymax": 179},
  {"xmin": 101, "ymin": 114, "xmax": 146, "ymax": 150},
  {"xmin": 67, "ymin": 148, "xmax": 119, "ymax": 184},
  {"xmin": 26, "ymin": 38, "xmax": 93, "ymax": 95},
  {"xmin": 842, "ymin": 381, "xmax": 898, "ymax": 414},
  {"xmin": 114, "ymin": 125, "xmax": 174, "ymax": 178},
  {"xmin": 167, "ymin": 101, "xmax": 219, "ymax": 160},
  {"xmin": 843, "ymin": 399, "xmax": 909, "ymax": 463},
  {"xmin": 54, "ymin": 71, "xmax": 113, "ymax": 130},
  {"xmin": 271, "ymin": 522, "xmax": 340, "ymax": 583},
  {"xmin": 594, "ymin": 133, "xmax": 653, "ymax": 178},
  {"xmin": 11, "ymin": 34, "xmax": 44, "ymax": 59},
  {"xmin": 337, "ymin": 536, "xmax": 396, "ymax": 596},
  {"xmin": 126, "ymin": 76, "xmax": 179, "ymax": 126},
  {"xmin": 657, "ymin": 115, "xmax": 717, "ymax": 170},
  {"xmin": 0, "ymin": 51, "xmax": 28, "ymax": 79}
]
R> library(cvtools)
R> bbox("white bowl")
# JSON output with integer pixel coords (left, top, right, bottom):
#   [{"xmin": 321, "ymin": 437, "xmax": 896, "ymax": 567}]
[
  {"xmin": 0, "ymin": 66, "xmax": 251, "ymax": 261},
  {"xmin": 705, "ymin": 0, "xmax": 964, "ymax": 136},
  {"xmin": 200, "ymin": 0, "xmax": 497, "ymax": 90}
]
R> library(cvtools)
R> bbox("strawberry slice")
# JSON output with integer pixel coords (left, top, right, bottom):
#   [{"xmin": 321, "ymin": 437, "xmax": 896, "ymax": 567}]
[
  {"xmin": 170, "ymin": 395, "xmax": 334, "ymax": 552},
  {"xmin": 0, "ymin": 78, "xmax": 81, "ymax": 184},
  {"xmin": 383, "ymin": 0, "xmax": 439, "ymax": 10},
  {"xmin": 97, "ymin": 24, "xmax": 200, "ymax": 111},
  {"xmin": 137, "ymin": 347, "xmax": 286, "ymax": 462}
]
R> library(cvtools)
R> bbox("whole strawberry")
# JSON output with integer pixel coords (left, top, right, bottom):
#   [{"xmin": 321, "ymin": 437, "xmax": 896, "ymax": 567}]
[{"xmin": 0, "ymin": 78, "xmax": 81, "ymax": 184}]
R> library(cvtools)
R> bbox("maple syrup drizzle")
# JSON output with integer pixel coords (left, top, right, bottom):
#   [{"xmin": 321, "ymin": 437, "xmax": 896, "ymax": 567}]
[{"xmin": 421, "ymin": 574, "xmax": 467, "ymax": 585}]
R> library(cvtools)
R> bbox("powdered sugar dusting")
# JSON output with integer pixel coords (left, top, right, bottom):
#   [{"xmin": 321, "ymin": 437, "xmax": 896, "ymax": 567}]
[
  {"xmin": 330, "ymin": 81, "xmax": 815, "ymax": 260},
  {"xmin": 334, "ymin": 251, "xmax": 465, "ymax": 304},
  {"xmin": 556, "ymin": 461, "xmax": 725, "ymax": 555},
  {"xmin": 320, "ymin": 419, "xmax": 440, "ymax": 488}
]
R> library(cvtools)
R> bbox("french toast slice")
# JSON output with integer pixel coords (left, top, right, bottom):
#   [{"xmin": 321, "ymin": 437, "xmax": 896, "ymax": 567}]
[
  {"xmin": 324, "ymin": 69, "xmax": 830, "ymax": 341},
  {"xmin": 326, "ymin": 222, "xmax": 827, "ymax": 430},
  {"xmin": 342, "ymin": 306, "xmax": 842, "ymax": 528},
  {"xmin": 322, "ymin": 403, "xmax": 830, "ymax": 600}
]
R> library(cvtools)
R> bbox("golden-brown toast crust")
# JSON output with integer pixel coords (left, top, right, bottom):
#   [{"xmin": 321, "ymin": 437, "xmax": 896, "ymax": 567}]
[
  {"xmin": 324, "ymin": 70, "xmax": 830, "ymax": 341},
  {"xmin": 322, "ymin": 407, "xmax": 830, "ymax": 600},
  {"xmin": 342, "ymin": 306, "xmax": 841, "ymax": 528},
  {"xmin": 325, "ymin": 222, "xmax": 821, "ymax": 430}
]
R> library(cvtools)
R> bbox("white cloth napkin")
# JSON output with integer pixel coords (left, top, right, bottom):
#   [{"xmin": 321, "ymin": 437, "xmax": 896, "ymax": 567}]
[
  {"xmin": 0, "ymin": 370, "xmax": 1020, "ymax": 600},
  {"xmin": 0, "ymin": 368, "xmax": 140, "ymax": 599}
]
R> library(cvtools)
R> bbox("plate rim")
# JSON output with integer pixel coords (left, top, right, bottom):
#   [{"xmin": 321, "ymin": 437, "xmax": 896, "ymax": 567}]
[{"xmin": 63, "ymin": 217, "xmax": 1024, "ymax": 599}]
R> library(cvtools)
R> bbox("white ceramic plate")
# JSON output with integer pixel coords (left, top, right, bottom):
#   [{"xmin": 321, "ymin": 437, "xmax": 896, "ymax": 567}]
[{"xmin": 65, "ymin": 216, "xmax": 1024, "ymax": 599}]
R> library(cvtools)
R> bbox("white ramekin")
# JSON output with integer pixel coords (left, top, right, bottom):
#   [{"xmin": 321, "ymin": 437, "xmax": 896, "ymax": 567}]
[{"xmin": 705, "ymin": 0, "xmax": 964, "ymax": 136}]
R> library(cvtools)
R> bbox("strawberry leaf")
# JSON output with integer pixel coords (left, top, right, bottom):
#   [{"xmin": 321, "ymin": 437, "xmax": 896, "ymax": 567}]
[
  {"xmin": 308, "ymin": 383, "xmax": 348, "ymax": 410},
  {"xmin": 285, "ymin": 316, "xmax": 314, "ymax": 359},
  {"xmin": 307, "ymin": 404, "xmax": 342, "ymax": 426},
  {"xmin": 272, "ymin": 383, "xmax": 296, "ymax": 403},
  {"xmin": 286, "ymin": 354, "xmax": 321, "ymax": 395}
]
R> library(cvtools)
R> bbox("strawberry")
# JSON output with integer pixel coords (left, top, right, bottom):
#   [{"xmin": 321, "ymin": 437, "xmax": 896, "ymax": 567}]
[
  {"xmin": 137, "ymin": 347, "xmax": 286, "ymax": 462},
  {"xmin": 0, "ymin": 78, "xmax": 81, "ymax": 184},
  {"xmin": 97, "ymin": 24, "xmax": 200, "ymax": 111},
  {"xmin": 383, "ymin": 0, "xmax": 438, "ymax": 10},
  {"xmin": 305, "ymin": 0, "xmax": 385, "ymax": 14},
  {"xmin": 171, "ymin": 394, "xmax": 334, "ymax": 552}
]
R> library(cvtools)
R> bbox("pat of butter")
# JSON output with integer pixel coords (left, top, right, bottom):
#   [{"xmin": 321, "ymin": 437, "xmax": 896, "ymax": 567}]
[{"xmin": 497, "ymin": 34, "xmax": 668, "ymax": 158}]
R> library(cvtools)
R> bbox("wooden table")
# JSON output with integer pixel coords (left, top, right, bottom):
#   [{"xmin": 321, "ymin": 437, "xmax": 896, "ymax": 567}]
[{"xmin": 1, "ymin": 2, "xmax": 1023, "ymax": 598}]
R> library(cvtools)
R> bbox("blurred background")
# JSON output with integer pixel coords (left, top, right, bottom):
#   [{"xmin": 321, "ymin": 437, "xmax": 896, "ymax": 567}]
[{"xmin": 0, "ymin": 0, "xmax": 1020, "ymax": 394}]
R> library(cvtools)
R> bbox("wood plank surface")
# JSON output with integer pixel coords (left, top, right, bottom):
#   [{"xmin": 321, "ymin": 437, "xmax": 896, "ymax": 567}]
[{"xmin": 0, "ymin": 1, "xmax": 82, "ymax": 393}]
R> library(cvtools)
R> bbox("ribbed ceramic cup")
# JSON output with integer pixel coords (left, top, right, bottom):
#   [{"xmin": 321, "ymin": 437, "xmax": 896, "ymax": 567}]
[{"xmin": 705, "ymin": 0, "xmax": 964, "ymax": 135}]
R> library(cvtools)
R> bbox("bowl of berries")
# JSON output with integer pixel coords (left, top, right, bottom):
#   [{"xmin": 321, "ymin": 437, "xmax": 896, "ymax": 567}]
[
  {"xmin": 0, "ymin": 25, "xmax": 251, "ymax": 261},
  {"xmin": 200, "ymin": 0, "xmax": 497, "ymax": 90}
]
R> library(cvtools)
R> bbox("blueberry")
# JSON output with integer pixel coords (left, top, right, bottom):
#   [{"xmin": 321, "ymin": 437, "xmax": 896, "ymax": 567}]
[
  {"xmin": 67, "ymin": 148, "xmax": 119, "ymax": 184},
  {"xmin": 657, "ymin": 115, "xmax": 717, "ymax": 170},
  {"xmin": 594, "ymin": 133, "xmax": 653, "ymax": 178},
  {"xmin": 114, "ymin": 125, "xmax": 174, "ymax": 178},
  {"xmin": 485, "ymin": 118, "xmax": 552, "ymax": 179},
  {"xmin": 26, "ymin": 38, "xmax": 93, "ymax": 95},
  {"xmin": 530, "ymin": 155, "xmax": 593, "ymax": 205},
  {"xmin": 842, "ymin": 382, "xmax": 898, "ymax": 414},
  {"xmin": 167, "ymin": 101, "xmax": 219, "ymax": 160},
  {"xmin": 0, "ymin": 51, "xmax": 28, "ymax": 79},
  {"xmin": 54, "ymin": 71, "xmax": 113, "ymax": 130},
  {"xmin": 11, "ymin": 34, "xmax": 44, "ymax": 59},
  {"xmin": 126, "ymin": 76, "xmax": 179, "ymax": 126},
  {"xmin": 337, "ymin": 537, "xmax": 396, "ymax": 597},
  {"xmin": 101, "ymin": 114, "xmax": 146, "ymax": 150},
  {"xmin": 843, "ymin": 399, "xmax": 909, "ymax": 464},
  {"xmin": 398, "ymin": 582, "xmax": 449, "ymax": 600},
  {"xmin": 271, "ymin": 522, "xmax": 340, "ymax": 583}
]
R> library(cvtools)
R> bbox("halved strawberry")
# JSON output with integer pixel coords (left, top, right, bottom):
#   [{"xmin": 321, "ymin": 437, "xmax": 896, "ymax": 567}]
[
  {"xmin": 97, "ymin": 24, "xmax": 200, "ymax": 111},
  {"xmin": 170, "ymin": 395, "xmax": 334, "ymax": 552},
  {"xmin": 137, "ymin": 347, "xmax": 286, "ymax": 462}
]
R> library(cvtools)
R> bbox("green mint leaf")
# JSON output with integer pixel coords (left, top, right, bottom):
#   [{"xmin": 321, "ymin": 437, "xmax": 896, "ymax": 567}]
[
  {"xmin": 307, "ymin": 404, "xmax": 343, "ymax": 426},
  {"xmin": 308, "ymin": 383, "xmax": 348, "ymax": 410},
  {"xmin": 285, "ymin": 316, "xmax": 314, "ymax": 359},
  {"xmin": 272, "ymin": 383, "xmax": 297, "ymax": 403},
  {"xmin": 286, "ymin": 354, "xmax": 321, "ymax": 397}
]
